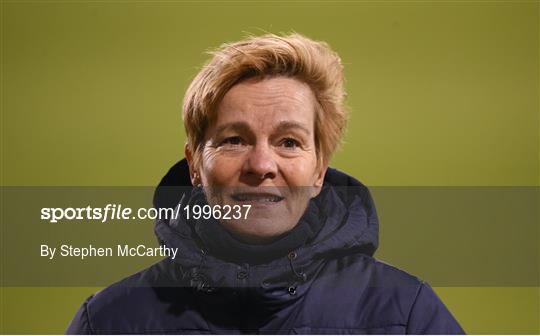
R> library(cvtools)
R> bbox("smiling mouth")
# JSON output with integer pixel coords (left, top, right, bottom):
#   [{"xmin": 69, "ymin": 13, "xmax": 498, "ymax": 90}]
[{"xmin": 231, "ymin": 193, "xmax": 285, "ymax": 203}]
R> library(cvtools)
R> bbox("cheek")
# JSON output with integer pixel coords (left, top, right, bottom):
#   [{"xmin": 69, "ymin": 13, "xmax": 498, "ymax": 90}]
[
  {"xmin": 200, "ymin": 149, "xmax": 243, "ymax": 185},
  {"xmin": 282, "ymin": 155, "xmax": 320, "ymax": 186}
]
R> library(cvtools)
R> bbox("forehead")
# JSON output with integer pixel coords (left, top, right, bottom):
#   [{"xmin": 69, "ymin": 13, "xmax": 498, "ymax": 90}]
[{"xmin": 214, "ymin": 76, "xmax": 316, "ymax": 129}]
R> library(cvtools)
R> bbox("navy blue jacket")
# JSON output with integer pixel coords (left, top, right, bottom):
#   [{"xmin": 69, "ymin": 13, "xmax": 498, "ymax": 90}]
[{"xmin": 66, "ymin": 160, "xmax": 465, "ymax": 334}]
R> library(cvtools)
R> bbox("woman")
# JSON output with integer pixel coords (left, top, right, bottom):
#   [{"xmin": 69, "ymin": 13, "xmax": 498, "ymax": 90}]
[{"xmin": 67, "ymin": 33, "xmax": 464, "ymax": 334}]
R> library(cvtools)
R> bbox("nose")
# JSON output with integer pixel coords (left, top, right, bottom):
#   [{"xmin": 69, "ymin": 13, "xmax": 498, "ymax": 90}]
[{"xmin": 242, "ymin": 142, "xmax": 277, "ymax": 182}]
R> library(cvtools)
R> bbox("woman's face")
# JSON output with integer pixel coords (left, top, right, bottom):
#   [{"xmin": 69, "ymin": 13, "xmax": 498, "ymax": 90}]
[{"xmin": 186, "ymin": 76, "xmax": 326, "ymax": 244}]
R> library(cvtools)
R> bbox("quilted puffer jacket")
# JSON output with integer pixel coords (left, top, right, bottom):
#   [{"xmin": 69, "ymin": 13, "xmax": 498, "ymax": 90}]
[{"xmin": 66, "ymin": 159, "xmax": 464, "ymax": 334}]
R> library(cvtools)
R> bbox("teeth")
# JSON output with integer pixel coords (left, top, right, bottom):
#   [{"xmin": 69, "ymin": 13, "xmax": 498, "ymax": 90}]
[{"xmin": 234, "ymin": 194, "xmax": 282, "ymax": 202}]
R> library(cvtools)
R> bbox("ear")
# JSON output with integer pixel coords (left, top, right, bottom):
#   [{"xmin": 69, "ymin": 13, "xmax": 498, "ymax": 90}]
[
  {"xmin": 315, "ymin": 164, "xmax": 327, "ymax": 187},
  {"xmin": 311, "ymin": 164, "xmax": 328, "ymax": 197},
  {"xmin": 184, "ymin": 143, "xmax": 200, "ymax": 186}
]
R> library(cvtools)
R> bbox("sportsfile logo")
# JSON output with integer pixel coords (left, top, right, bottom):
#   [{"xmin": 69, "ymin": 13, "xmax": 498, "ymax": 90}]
[{"xmin": 40, "ymin": 204, "xmax": 181, "ymax": 223}]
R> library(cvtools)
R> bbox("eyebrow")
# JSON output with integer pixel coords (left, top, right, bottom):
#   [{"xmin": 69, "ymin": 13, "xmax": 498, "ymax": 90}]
[
  {"xmin": 213, "ymin": 122, "xmax": 253, "ymax": 136},
  {"xmin": 212, "ymin": 120, "xmax": 311, "ymax": 137},
  {"xmin": 273, "ymin": 121, "xmax": 311, "ymax": 136}
]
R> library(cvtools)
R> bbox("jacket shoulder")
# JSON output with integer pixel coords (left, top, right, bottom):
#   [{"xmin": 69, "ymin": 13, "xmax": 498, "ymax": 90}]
[
  {"xmin": 66, "ymin": 260, "xmax": 208, "ymax": 334},
  {"xmin": 298, "ymin": 254, "xmax": 464, "ymax": 333},
  {"xmin": 66, "ymin": 265, "xmax": 156, "ymax": 334},
  {"xmin": 356, "ymin": 255, "xmax": 465, "ymax": 334}
]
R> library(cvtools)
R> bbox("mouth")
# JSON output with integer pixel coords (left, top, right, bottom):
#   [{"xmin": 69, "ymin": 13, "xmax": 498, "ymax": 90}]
[{"xmin": 230, "ymin": 193, "xmax": 285, "ymax": 203}]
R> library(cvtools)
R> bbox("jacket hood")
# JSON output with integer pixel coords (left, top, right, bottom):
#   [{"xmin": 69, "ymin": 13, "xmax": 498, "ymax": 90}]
[
  {"xmin": 154, "ymin": 158, "xmax": 378, "ymax": 257},
  {"xmin": 152, "ymin": 159, "xmax": 379, "ymax": 297}
]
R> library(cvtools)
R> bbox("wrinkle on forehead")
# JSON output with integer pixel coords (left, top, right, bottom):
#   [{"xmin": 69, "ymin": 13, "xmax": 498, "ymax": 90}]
[{"xmin": 215, "ymin": 76, "xmax": 316, "ymax": 128}]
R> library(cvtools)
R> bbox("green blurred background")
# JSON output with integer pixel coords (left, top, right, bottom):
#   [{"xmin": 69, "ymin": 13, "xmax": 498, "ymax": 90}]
[{"xmin": 1, "ymin": 0, "xmax": 538, "ymax": 334}]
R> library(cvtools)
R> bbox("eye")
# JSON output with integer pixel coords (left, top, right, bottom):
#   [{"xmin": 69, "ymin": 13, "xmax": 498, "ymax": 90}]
[
  {"xmin": 280, "ymin": 138, "xmax": 300, "ymax": 149},
  {"xmin": 221, "ymin": 136, "xmax": 244, "ymax": 146}
]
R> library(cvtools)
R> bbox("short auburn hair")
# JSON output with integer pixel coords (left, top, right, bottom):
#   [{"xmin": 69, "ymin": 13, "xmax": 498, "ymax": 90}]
[{"xmin": 183, "ymin": 33, "xmax": 348, "ymax": 168}]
